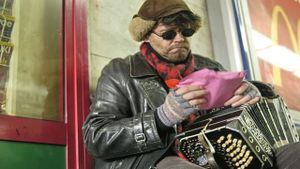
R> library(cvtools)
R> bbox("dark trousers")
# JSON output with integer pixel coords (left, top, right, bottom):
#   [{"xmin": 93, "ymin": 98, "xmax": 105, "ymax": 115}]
[
  {"xmin": 275, "ymin": 142, "xmax": 300, "ymax": 169},
  {"xmin": 156, "ymin": 156, "xmax": 205, "ymax": 169}
]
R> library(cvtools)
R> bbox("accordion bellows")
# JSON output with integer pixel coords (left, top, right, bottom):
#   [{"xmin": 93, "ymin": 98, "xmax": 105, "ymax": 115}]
[{"xmin": 176, "ymin": 81, "xmax": 299, "ymax": 169}]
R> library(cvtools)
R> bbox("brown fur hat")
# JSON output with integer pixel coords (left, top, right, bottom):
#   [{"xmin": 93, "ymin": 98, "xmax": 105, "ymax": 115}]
[{"xmin": 128, "ymin": 0, "xmax": 200, "ymax": 42}]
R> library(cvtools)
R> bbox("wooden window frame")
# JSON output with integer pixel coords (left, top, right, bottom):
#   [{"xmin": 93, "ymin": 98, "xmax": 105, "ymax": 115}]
[{"xmin": 0, "ymin": 0, "xmax": 91, "ymax": 169}]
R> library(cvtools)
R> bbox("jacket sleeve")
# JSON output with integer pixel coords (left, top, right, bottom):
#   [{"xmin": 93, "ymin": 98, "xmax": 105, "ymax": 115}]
[{"xmin": 82, "ymin": 60, "xmax": 168, "ymax": 160}]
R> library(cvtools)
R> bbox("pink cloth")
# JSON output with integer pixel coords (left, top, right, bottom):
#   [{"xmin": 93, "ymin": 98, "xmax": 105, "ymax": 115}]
[{"xmin": 177, "ymin": 68, "xmax": 246, "ymax": 109}]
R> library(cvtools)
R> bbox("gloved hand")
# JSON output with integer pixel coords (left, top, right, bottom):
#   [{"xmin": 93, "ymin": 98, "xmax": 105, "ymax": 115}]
[
  {"xmin": 224, "ymin": 81, "xmax": 261, "ymax": 107},
  {"xmin": 157, "ymin": 85, "xmax": 208, "ymax": 127}
]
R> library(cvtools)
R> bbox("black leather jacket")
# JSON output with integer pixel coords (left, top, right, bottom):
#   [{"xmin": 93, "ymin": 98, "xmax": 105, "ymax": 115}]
[{"xmin": 82, "ymin": 52, "xmax": 225, "ymax": 169}]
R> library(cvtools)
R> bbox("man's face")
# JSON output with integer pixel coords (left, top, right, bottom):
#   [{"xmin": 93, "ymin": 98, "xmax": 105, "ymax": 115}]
[{"xmin": 146, "ymin": 23, "xmax": 193, "ymax": 62}]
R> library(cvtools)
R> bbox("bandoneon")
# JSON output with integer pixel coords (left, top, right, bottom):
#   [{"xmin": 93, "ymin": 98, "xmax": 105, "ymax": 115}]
[{"xmin": 176, "ymin": 82, "xmax": 299, "ymax": 169}]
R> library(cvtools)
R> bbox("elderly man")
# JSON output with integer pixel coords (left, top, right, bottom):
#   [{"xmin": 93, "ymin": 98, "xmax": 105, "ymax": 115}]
[{"xmin": 82, "ymin": 0, "xmax": 263, "ymax": 169}]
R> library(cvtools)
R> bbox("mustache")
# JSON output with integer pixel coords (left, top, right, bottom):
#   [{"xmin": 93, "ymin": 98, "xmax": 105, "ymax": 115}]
[{"xmin": 170, "ymin": 44, "xmax": 189, "ymax": 49}]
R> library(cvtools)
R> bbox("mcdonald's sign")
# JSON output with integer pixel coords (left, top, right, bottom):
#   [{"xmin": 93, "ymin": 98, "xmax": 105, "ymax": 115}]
[
  {"xmin": 270, "ymin": 5, "xmax": 300, "ymax": 86},
  {"xmin": 247, "ymin": 0, "xmax": 300, "ymax": 111}
]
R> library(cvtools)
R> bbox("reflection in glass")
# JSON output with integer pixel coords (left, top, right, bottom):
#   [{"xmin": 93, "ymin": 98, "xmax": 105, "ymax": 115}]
[{"xmin": 0, "ymin": 0, "xmax": 63, "ymax": 121}]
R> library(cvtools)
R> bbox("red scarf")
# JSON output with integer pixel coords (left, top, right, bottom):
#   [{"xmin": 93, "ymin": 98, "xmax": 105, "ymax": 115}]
[
  {"xmin": 140, "ymin": 42, "xmax": 198, "ymax": 123},
  {"xmin": 140, "ymin": 42, "xmax": 195, "ymax": 88}
]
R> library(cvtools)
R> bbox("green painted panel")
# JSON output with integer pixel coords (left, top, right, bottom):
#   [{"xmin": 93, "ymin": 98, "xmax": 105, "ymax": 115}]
[{"xmin": 0, "ymin": 141, "xmax": 65, "ymax": 169}]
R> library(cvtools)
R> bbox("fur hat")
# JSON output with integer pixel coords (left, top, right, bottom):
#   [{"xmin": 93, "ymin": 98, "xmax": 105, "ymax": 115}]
[{"xmin": 129, "ymin": 0, "xmax": 198, "ymax": 42}]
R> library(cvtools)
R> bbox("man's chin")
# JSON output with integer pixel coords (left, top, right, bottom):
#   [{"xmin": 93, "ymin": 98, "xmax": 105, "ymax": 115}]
[{"xmin": 166, "ymin": 53, "xmax": 189, "ymax": 62}]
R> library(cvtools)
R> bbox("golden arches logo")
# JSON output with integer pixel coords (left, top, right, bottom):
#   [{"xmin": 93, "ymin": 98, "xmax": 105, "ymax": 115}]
[{"xmin": 270, "ymin": 5, "xmax": 300, "ymax": 86}]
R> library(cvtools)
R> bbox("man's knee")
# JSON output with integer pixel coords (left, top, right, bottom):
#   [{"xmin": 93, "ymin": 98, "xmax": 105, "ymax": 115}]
[
  {"xmin": 156, "ymin": 156, "xmax": 205, "ymax": 169},
  {"xmin": 275, "ymin": 142, "xmax": 300, "ymax": 169}
]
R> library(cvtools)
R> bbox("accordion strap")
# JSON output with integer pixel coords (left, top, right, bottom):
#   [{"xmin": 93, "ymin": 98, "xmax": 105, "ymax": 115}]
[
  {"xmin": 198, "ymin": 134, "xmax": 220, "ymax": 169},
  {"xmin": 195, "ymin": 119, "xmax": 220, "ymax": 169}
]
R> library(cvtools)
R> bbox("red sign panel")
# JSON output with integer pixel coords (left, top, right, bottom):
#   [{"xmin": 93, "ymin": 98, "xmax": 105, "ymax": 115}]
[{"xmin": 247, "ymin": 0, "xmax": 300, "ymax": 111}]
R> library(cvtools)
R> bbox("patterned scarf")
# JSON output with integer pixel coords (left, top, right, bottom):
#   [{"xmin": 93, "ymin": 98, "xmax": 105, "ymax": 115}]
[{"xmin": 140, "ymin": 42, "xmax": 195, "ymax": 86}]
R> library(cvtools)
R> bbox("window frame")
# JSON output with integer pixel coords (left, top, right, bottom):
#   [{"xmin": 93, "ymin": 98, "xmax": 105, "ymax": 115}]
[{"xmin": 0, "ymin": 0, "xmax": 91, "ymax": 169}]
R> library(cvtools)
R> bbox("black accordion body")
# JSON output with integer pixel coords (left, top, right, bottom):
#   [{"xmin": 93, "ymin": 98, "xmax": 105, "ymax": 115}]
[{"xmin": 176, "ymin": 82, "xmax": 299, "ymax": 169}]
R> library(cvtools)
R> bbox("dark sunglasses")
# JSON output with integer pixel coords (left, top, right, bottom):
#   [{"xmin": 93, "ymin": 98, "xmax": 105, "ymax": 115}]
[{"xmin": 152, "ymin": 28, "xmax": 195, "ymax": 40}]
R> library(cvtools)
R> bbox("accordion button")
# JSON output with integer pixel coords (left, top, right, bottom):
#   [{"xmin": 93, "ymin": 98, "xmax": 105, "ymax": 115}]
[
  {"xmin": 237, "ymin": 140, "xmax": 242, "ymax": 146},
  {"xmin": 232, "ymin": 157, "xmax": 237, "ymax": 162},
  {"xmin": 245, "ymin": 151, "xmax": 250, "ymax": 158},
  {"xmin": 217, "ymin": 136, "xmax": 225, "ymax": 143}
]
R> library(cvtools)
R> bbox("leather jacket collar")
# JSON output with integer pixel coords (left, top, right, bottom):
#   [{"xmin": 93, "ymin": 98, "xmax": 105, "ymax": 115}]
[
  {"xmin": 129, "ymin": 52, "xmax": 207, "ymax": 77},
  {"xmin": 130, "ymin": 52, "xmax": 158, "ymax": 78}
]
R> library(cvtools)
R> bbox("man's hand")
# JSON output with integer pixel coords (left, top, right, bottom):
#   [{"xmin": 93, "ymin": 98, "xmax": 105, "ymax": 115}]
[
  {"xmin": 175, "ymin": 85, "xmax": 208, "ymax": 109},
  {"xmin": 224, "ymin": 81, "xmax": 261, "ymax": 107},
  {"xmin": 157, "ymin": 85, "xmax": 208, "ymax": 127}
]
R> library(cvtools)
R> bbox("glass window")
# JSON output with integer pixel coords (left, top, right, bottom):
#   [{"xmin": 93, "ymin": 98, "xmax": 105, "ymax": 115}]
[
  {"xmin": 0, "ymin": 0, "xmax": 63, "ymax": 121},
  {"xmin": 246, "ymin": 0, "xmax": 300, "ymax": 115}
]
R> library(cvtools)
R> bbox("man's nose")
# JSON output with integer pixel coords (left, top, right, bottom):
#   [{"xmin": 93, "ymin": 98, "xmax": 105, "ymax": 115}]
[{"xmin": 173, "ymin": 31, "xmax": 185, "ymax": 41}]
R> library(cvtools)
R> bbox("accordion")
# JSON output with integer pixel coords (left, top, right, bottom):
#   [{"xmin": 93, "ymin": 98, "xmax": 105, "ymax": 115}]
[{"xmin": 176, "ymin": 81, "xmax": 299, "ymax": 169}]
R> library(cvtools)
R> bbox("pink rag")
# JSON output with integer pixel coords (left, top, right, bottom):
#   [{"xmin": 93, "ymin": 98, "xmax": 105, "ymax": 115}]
[{"xmin": 177, "ymin": 68, "xmax": 246, "ymax": 109}]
